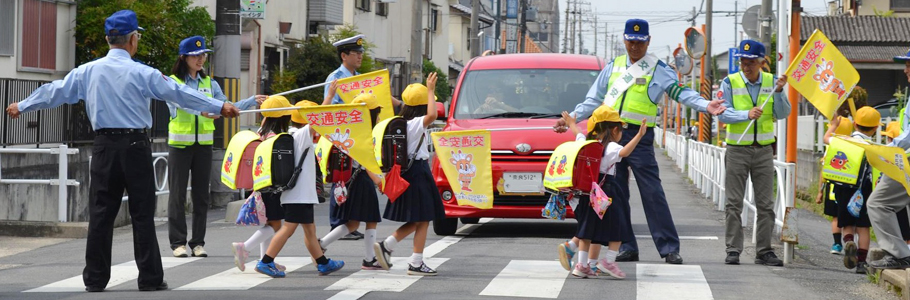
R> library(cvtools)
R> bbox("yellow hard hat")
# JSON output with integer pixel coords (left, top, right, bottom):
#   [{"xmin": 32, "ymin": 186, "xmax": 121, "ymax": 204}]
[
  {"xmin": 402, "ymin": 83, "xmax": 436, "ymax": 106},
  {"xmin": 587, "ymin": 105, "xmax": 623, "ymax": 133},
  {"xmin": 291, "ymin": 100, "xmax": 318, "ymax": 124},
  {"xmin": 260, "ymin": 95, "xmax": 293, "ymax": 118},
  {"xmin": 351, "ymin": 93, "xmax": 382, "ymax": 110},
  {"xmin": 883, "ymin": 121, "xmax": 901, "ymax": 138},
  {"xmin": 854, "ymin": 106, "xmax": 881, "ymax": 128}
]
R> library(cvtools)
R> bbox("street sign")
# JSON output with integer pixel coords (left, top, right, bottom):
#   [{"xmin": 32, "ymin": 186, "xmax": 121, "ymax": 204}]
[
  {"xmin": 506, "ymin": 24, "xmax": 518, "ymax": 40},
  {"xmin": 506, "ymin": 0, "xmax": 518, "ymax": 19},
  {"xmin": 728, "ymin": 47, "xmax": 740, "ymax": 74},
  {"xmin": 241, "ymin": 0, "xmax": 266, "ymax": 19},
  {"xmin": 506, "ymin": 41, "xmax": 518, "ymax": 54}
]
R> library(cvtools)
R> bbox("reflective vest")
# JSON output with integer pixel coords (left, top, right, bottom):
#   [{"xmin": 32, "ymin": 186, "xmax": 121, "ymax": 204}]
[
  {"xmin": 822, "ymin": 136, "xmax": 866, "ymax": 186},
  {"xmin": 607, "ymin": 55, "xmax": 657, "ymax": 126},
  {"xmin": 725, "ymin": 72, "xmax": 776, "ymax": 146},
  {"xmin": 168, "ymin": 75, "xmax": 215, "ymax": 147},
  {"xmin": 901, "ymin": 107, "xmax": 907, "ymax": 132}
]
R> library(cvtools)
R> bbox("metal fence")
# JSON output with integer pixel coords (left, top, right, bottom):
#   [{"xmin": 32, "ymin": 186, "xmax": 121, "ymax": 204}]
[
  {"xmin": 0, "ymin": 145, "xmax": 81, "ymax": 222},
  {"xmin": 0, "ymin": 78, "xmax": 170, "ymax": 146}
]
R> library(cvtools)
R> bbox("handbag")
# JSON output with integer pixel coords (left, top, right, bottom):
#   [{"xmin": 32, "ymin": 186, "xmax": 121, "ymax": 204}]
[
  {"xmin": 236, "ymin": 191, "xmax": 266, "ymax": 226},
  {"xmin": 333, "ymin": 181, "xmax": 348, "ymax": 205},
  {"xmin": 383, "ymin": 147, "xmax": 410, "ymax": 202},
  {"xmin": 589, "ymin": 167, "xmax": 612, "ymax": 219},
  {"xmin": 846, "ymin": 169, "xmax": 868, "ymax": 218},
  {"xmin": 542, "ymin": 193, "xmax": 568, "ymax": 220}
]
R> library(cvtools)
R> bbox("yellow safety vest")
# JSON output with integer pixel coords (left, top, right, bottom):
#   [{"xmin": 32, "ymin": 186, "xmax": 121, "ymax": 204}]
[
  {"xmin": 607, "ymin": 55, "xmax": 657, "ymax": 126},
  {"xmin": 168, "ymin": 75, "xmax": 216, "ymax": 147},
  {"xmin": 822, "ymin": 136, "xmax": 866, "ymax": 186},
  {"xmin": 725, "ymin": 72, "xmax": 776, "ymax": 146},
  {"xmin": 901, "ymin": 107, "xmax": 906, "ymax": 132}
]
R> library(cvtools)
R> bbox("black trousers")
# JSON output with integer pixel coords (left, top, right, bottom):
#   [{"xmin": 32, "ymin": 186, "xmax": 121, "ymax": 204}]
[
  {"xmin": 83, "ymin": 133, "xmax": 164, "ymax": 289},
  {"xmin": 167, "ymin": 144, "xmax": 212, "ymax": 250}
]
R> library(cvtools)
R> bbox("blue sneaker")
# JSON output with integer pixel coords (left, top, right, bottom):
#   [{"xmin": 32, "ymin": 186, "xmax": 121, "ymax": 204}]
[
  {"xmin": 255, "ymin": 261, "xmax": 286, "ymax": 278},
  {"xmin": 558, "ymin": 241, "xmax": 577, "ymax": 271},
  {"xmin": 831, "ymin": 243, "xmax": 843, "ymax": 255},
  {"xmin": 317, "ymin": 259, "xmax": 345, "ymax": 276}
]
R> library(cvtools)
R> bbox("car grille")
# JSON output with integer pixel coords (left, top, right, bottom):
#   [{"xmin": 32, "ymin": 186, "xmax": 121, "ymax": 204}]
[{"xmin": 493, "ymin": 193, "xmax": 550, "ymax": 206}]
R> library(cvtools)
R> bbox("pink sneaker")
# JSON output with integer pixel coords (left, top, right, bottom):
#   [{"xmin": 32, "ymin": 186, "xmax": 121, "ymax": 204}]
[
  {"xmin": 231, "ymin": 242, "xmax": 249, "ymax": 272},
  {"xmin": 597, "ymin": 259, "xmax": 626, "ymax": 279},
  {"xmin": 571, "ymin": 263, "xmax": 596, "ymax": 278}
]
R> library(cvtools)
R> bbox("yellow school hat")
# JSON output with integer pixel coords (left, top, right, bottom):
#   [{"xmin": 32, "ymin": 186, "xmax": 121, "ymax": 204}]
[
  {"xmin": 351, "ymin": 93, "xmax": 382, "ymax": 110},
  {"xmin": 854, "ymin": 106, "xmax": 881, "ymax": 128},
  {"xmin": 832, "ymin": 117, "xmax": 853, "ymax": 135},
  {"xmin": 260, "ymin": 95, "xmax": 293, "ymax": 118},
  {"xmin": 587, "ymin": 105, "xmax": 623, "ymax": 133},
  {"xmin": 402, "ymin": 83, "xmax": 436, "ymax": 106},
  {"xmin": 883, "ymin": 121, "xmax": 901, "ymax": 138},
  {"xmin": 291, "ymin": 100, "xmax": 318, "ymax": 124}
]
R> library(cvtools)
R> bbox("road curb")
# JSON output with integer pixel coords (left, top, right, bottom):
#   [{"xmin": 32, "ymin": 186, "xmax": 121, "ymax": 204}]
[
  {"xmin": 869, "ymin": 248, "xmax": 910, "ymax": 300},
  {"xmin": 0, "ymin": 220, "xmax": 88, "ymax": 238}
]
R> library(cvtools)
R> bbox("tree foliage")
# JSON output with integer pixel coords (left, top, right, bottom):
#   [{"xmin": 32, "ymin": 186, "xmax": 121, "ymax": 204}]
[
  {"xmin": 281, "ymin": 24, "xmax": 378, "ymax": 102},
  {"xmin": 422, "ymin": 59, "xmax": 451, "ymax": 102},
  {"xmin": 75, "ymin": 0, "xmax": 215, "ymax": 74}
]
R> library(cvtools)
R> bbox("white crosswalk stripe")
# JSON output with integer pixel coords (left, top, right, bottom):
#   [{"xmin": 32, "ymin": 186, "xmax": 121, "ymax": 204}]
[
  {"xmin": 480, "ymin": 260, "xmax": 568, "ymax": 299},
  {"xmin": 176, "ymin": 257, "xmax": 312, "ymax": 290},
  {"xmin": 636, "ymin": 264, "xmax": 714, "ymax": 300},
  {"xmin": 24, "ymin": 257, "xmax": 199, "ymax": 293},
  {"xmin": 325, "ymin": 257, "xmax": 448, "ymax": 300}
]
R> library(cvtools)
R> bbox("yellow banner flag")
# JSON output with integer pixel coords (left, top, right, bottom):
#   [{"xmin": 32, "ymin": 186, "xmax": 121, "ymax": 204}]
[
  {"xmin": 335, "ymin": 69, "xmax": 395, "ymax": 122},
  {"xmin": 315, "ymin": 136, "xmax": 333, "ymax": 183},
  {"xmin": 838, "ymin": 136, "xmax": 910, "ymax": 197},
  {"xmin": 431, "ymin": 130, "xmax": 494, "ymax": 209},
  {"xmin": 300, "ymin": 104, "xmax": 382, "ymax": 175},
  {"xmin": 786, "ymin": 30, "xmax": 860, "ymax": 120}
]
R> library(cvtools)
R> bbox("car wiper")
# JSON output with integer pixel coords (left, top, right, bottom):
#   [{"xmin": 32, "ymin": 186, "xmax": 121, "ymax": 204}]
[
  {"xmin": 478, "ymin": 112, "xmax": 545, "ymax": 119},
  {"xmin": 527, "ymin": 113, "xmax": 562, "ymax": 119}
]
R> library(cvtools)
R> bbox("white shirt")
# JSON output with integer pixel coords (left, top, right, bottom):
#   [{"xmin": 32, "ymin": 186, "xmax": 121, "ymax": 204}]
[
  {"xmin": 407, "ymin": 116, "xmax": 431, "ymax": 160},
  {"xmin": 575, "ymin": 133, "xmax": 624, "ymax": 175},
  {"xmin": 280, "ymin": 126, "xmax": 318, "ymax": 204}
]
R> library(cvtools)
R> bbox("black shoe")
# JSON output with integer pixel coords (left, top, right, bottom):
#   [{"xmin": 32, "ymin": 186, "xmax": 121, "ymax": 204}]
[
  {"xmin": 843, "ymin": 241, "xmax": 857, "ymax": 269},
  {"xmin": 725, "ymin": 252, "xmax": 740, "ymax": 265},
  {"xmin": 138, "ymin": 280, "xmax": 168, "ymax": 292},
  {"xmin": 856, "ymin": 261, "xmax": 868, "ymax": 274},
  {"xmin": 755, "ymin": 252, "xmax": 784, "ymax": 266},
  {"xmin": 616, "ymin": 250, "xmax": 639, "ymax": 262},
  {"xmin": 407, "ymin": 262, "xmax": 437, "ymax": 276},
  {"xmin": 665, "ymin": 252, "xmax": 683, "ymax": 264},
  {"xmin": 373, "ymin": 241, "xmax": 393, "ymax": 270},
  {"xmin": 869, "ymin": 255, "xmax": 910, "ymax": 269},
  {"xmin": 85, "ymin": 286, "xmax": 104, "ymax": 292},
  {"xmin": 352, "ymin": 231, "xmax": 365, "ymax": 238},
  {"xmin": 340, "ymin": 231, "xmax": 365, "ymax": 240}
]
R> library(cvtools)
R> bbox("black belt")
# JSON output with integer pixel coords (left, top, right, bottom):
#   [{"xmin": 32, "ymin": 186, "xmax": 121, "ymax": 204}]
[
  {"xmin": 95, "ymin": 128, "xmax": 148, "ymax": 135},
  {"xmin": 728, "ymin": 143, "xmax": 770, "ymax": 148}
]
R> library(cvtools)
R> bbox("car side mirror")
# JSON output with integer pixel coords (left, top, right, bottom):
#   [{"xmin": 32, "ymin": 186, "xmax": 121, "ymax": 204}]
[{"xmin": 436, "ymin": 102, "xmax": 447, "ymax": 121}]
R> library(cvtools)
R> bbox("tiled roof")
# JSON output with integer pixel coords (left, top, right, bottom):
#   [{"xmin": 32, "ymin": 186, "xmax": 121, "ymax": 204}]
[
  {"xmin": 800, "ymin": 16, "xmax": 910, "ymax": 43},
  {"xmin": 450, "ymin": 4, "xmax": 495, "ymax": 24},
  {"xmin": 838, "ymin": 44, "xmax": 908, "ymax": 61}
]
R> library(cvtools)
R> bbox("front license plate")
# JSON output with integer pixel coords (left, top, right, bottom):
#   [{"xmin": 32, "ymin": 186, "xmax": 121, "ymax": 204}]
[{"xmin": 502, "ymin": 172, "xmax": 543, "ymax": 194}]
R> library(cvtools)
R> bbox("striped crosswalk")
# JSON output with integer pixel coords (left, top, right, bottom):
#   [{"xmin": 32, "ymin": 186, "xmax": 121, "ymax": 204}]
[{"xmin": 24, "ymin": 257, "xmax": 200, "ymax": 293}]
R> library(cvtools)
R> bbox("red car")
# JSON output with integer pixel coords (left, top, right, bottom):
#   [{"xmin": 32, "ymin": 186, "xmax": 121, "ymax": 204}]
[{"xmin": 431, "ymin": 53, "xmax": 606, "ymax": 235}]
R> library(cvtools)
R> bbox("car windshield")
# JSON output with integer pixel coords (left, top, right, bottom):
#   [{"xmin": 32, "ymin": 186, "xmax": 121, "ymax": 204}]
[{"xmin": 453, "ymin": 69, "xmax": 600, "ymax": 119}]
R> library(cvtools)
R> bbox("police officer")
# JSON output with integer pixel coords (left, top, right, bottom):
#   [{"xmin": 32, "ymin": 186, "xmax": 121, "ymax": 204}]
[
  {"xmin": 5, "ymin": 10, "xmax": 240, "ymax": 292},
  {"xmin": 323, "ymin": 34, "xmax": 402, "ymax": 240},
  {"xmin": 554, "ymin": 19, "xmax": 727, "ymax": 264},
  {"xmin": 166, "ymin": 36, "xmax": 267, "ymax": 258},
  {"xmin": 866, "ymin": 48, "xmax": 910, "ymax": 269},
  {"xmin": 716, "ymin": 40, "xmax": 789, "ymax": 266}
]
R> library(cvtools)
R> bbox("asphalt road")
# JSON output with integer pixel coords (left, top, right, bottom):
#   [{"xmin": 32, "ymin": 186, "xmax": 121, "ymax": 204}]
[{"xmin": 0, "ymin": 153, "xmax": 897, "ymax": 300}]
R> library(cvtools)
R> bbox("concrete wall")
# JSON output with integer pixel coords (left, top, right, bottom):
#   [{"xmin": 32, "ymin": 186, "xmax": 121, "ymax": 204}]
[
  {"xmin": 795, "ymin": 149, "xmax": 823, "ymax": 192},
  {"xmin": 851, "ymin": 0, "xmax": 910, "ymax": 17}
]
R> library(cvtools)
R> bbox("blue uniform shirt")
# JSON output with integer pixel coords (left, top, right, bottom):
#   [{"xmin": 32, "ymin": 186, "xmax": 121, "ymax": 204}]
[
  {"xmin": 892, "ymin": 97, "xmax": 910, "ymax": 150},
  {"xmin": 572, "ymin": 55, "xmax": 712, "ymax": 121},
  {"xmin": 166, "ymin": 73, "xmax": 259, "ymax": 117},
  {"xmin": 716, "ymin": 72, "xmax": 791, "ymax": 124},
  {"xmin": 18, "ymin": 49, "xmax": 224, "ymax": 130},
  {"xmin": 324, "ymin": 64, "xmax": 358, "ymax": 104}
]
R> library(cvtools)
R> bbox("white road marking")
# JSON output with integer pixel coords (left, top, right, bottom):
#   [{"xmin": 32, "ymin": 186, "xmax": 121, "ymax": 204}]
[
  {"xmin": 636, "ymin": 264, "xmax": 714, "ymax": 300},
  {"xmin": 24, "ymin": 257, "xmax": 199, "ymax": 293},
  {"xmin": 479, "ymin": 260, "xmax": 568, "ymax": 299},
  {"xmin": 176, "ymin": 257, "xmax": 312, "ymax": 290},
  {"xmin": 635, "ymin": 235, "xmax": 719, "ymax": 240}
]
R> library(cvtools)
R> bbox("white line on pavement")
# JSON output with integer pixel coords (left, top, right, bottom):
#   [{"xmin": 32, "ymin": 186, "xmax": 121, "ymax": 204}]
[
  {"xmin": 636, "ymin": 264, "xmax": 714, "ymax": 300},
  {"xmin": 479, "ymin": 260, "xmax": 568, "ymax": 299},
  {"xmin": 24, "ymin": 257, "xmax": 199, "ymax": 293},
  {"xmin": 635, "ymin": 235, "xmax": 719, "ymax": 240},
  {"xmin": 175, "ymin": 257, "xmax": 313, "ymax": 290}
]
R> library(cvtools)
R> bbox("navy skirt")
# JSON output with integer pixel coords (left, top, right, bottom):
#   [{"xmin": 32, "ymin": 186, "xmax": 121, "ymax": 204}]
[
  {"xmin": 333, "ymin": 170, "xmax": 382, "ymax": 222},
  {"xmin": 383, "ymin": 160, "xmax": 445, "ymax": 222},
  {"xmin": 575, "ymin": 174, "xmax": 626, "ymax": 244}
]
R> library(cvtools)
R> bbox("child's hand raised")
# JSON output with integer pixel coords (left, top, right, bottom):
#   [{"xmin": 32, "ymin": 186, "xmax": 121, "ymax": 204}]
[
  {"xmin": 426, "ymin": 72, "xmax": 437, "ymax": 92},
  {"xmin": 561, "ymin": 111, "xmax": 576, "ymax": 127},
  {"xmin": 637, "ymin": 119, "xmax": 647, "ymax": 135}
]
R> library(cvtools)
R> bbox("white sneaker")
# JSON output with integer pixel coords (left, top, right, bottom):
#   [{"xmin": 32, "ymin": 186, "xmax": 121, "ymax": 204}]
[
  {"xmin": 231, "ymin": 242, "xmax": 248, "ymax": 272},
  {"xmin": 192, "ymin": 245, "xmax": 208, "ymax": 257},
  {"xmin": 173, "ymin": 245, "xmax": 188, "ymax": 258}
]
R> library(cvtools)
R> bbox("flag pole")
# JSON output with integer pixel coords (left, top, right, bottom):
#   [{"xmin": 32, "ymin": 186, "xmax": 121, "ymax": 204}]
[
  {"xmin": 270, "ymin": 82, "xmax": 331, "ymax": 97},
  {"xmin": 735, "ymin": 93, "xmax": 774, "ymax": 144},
  {"xmin": 238, "ymin": 103, "xmax": 367, "ymax": 114}
]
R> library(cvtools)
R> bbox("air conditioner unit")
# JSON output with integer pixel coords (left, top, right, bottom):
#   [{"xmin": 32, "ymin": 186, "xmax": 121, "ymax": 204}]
[{"xmin": 377, "ymin": 0, "xmax": 398, "ymax": 3}]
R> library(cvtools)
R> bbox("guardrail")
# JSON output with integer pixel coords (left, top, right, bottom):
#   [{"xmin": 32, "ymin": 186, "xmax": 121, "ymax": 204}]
[
  {"xmin": 655, "ymin": 127, "xmax": 797, "ymax": 263},
  {"xmin": 0, "ymin": 145, "xmax": 81, "ymax": 222}
]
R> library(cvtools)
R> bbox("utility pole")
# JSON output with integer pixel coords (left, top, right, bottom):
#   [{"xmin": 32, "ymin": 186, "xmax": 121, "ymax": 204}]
[
  {"xmin": 700, "ymin": 0, "xmax": 714, "ymax": 142},
  {"xmin": 409, "ymin": 0, "xmax": 424, "ymax": 83},
  {"xmin": 471, "ymin": 0, "xmax": 481, "ymax": 57},
  {"xmin": 213, "ymin": 0, "xmax": 241, "ymax": 149},
  {"xmin": 604, "ymin": 22, "xmax": 608, "ymax": 58},
  {"xmin": 570, "ymin": 1, "xmax": 576, "ymax": 54},
  {"xmin": 760, "ymin": 0, "xmax": 773, "ymax": 47},
  {"xmin": 496, "ymin": 0, "xmax": 502, "ymax": 54},
  {"xmin": 734, "ymin": 0, "xmax": 739, "ymax": 47},
  {"xmin": 563, "ymin": 5, "xmax": 569, "ymax": 53},
  {"xmin": 593, "ymin": 13, "xmax": 597, "ymax": 56},
  {"xmin": 519, "ymin": 0, "xmax": 527, "ymax": 53}
]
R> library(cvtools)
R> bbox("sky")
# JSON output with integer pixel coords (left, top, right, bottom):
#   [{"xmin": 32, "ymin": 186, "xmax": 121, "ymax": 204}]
[{"xmin": 557, "ymin": 0, "xmax": 831, "ymax": 60}]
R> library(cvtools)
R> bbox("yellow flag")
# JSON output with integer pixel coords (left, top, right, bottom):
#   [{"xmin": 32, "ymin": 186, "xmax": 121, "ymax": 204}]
[
  {"xmin": 335, "ymin": 69, "xmax": 395, "ymax": 122},
  {"xmin": 838, "ymin": 136, "xmax": 910, "ymax": 197},
  {"xmin": 786, "ymin": 30, "xmax": 860, "ymax": 120},
  {"xmin": 431, "ymin": 130, "xmax": 493, "ymax": 209},
  {"xmin": 315, "ymin": 136, "xmax": 333, "ymax": 183},
  {"xmin": 299, "ymin": 104, "xmax": 382, "ymax": 175}
]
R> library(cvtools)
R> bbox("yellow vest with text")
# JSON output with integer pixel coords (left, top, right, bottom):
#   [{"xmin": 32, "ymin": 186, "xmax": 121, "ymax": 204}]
[
  {"xmin": 607, "ymin": 55, "xmax": 657, "ymax": 126},
  {"xmin": 168, "ymin": 75, "xmax": 216, "ymax": 147},
  {"xmin": 725, "ymin": 72, "xmax": 775, "ymax": 146},
  {"xmin": 822, "ymin": 135, "xmax": 867, "ymax": 186}
]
